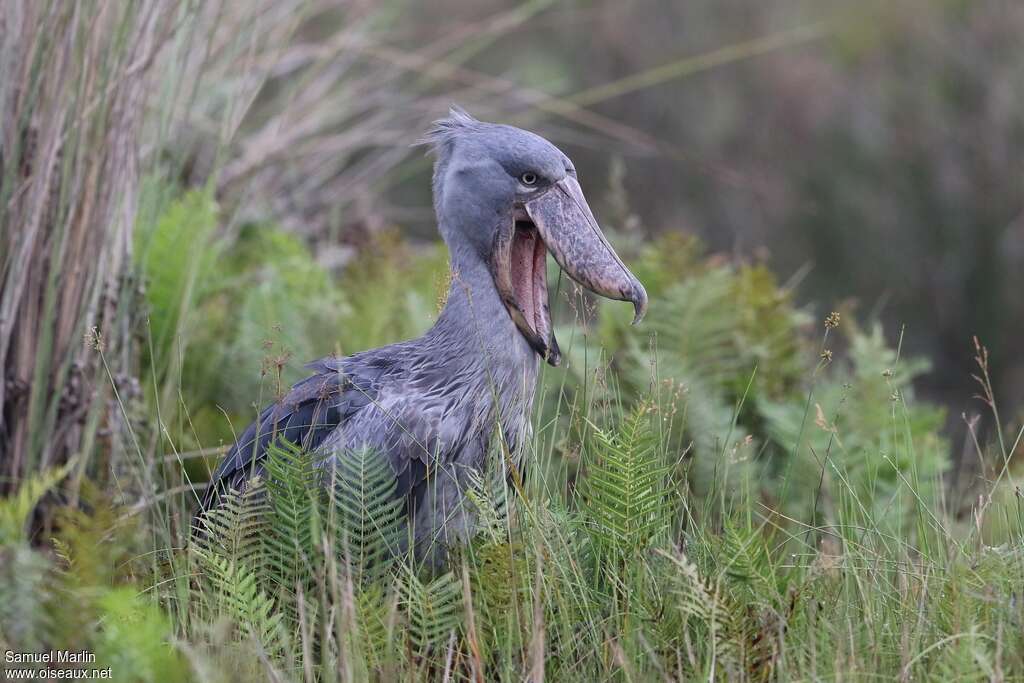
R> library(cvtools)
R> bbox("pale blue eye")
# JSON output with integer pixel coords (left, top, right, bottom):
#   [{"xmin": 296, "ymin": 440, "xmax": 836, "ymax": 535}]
[{"xmin": 521, "ymin": 172, "xmax": 537, "ymax": 185}]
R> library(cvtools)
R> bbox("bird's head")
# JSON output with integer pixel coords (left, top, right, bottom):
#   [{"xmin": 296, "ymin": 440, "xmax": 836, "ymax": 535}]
[{"xmin": 422, "ymin": 107, "xmax": 648, "ymax": 367}]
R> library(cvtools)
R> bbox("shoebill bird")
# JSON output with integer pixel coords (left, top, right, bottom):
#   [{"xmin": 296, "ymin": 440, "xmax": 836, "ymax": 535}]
[{"xmin": 198, "ymin": 108, "xmax": 648, "ymax": 566}]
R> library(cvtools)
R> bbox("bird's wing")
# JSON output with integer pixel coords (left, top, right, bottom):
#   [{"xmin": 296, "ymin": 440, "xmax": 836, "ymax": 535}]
[
  {"xmin": 199, "ymin": 357, "xmax": 381, "ymax": 511},
  {"xmin": 198, "ymin": 354, "xmax": 434, "ymax": 515}
]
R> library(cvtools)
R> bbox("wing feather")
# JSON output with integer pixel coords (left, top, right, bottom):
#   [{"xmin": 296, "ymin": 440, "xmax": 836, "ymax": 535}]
[
  {"xmin": 197, "ymin": 354, "xmax": 433, "ymax": 518},
  {"xmin": 200, "ymin": 364, "xmax": 358, "ymax": 510}
]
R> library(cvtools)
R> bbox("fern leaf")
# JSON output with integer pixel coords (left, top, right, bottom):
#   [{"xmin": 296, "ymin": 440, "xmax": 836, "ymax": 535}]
[
  {"xmin": 322, "ymin": 447, "xmax": 405, "ymax": 582},
  {"xmin": 191, "ymin": 478, "xmax": 269, "ymax": 572},
  {"xmin": 0, "ymin": 461, "xmax": 73, "ymax": 545},
  {"xmin": 399, "ymin": 565, "xmax": 462, "ymax": 653},
  {"xmin": 262, "ymin": 441, "xmax": 319, "ymax": 598},
  {"xmin": 719, "ymin": 522, "xmax": 773, "ymax": 594},
  {"xmin": 582, "ymin": 406, "xmax": 672, "ymax": 556},
  {"xmin": 660, "ymin": 549, "xmax": 743, "ymax": 672},
  {"xmin": 193, "ymin": 547, "xmax": 289, "ymax": 657},
  {"xmin": 464, "ymin": 461, "xmax": 512, "ymax": 545}
]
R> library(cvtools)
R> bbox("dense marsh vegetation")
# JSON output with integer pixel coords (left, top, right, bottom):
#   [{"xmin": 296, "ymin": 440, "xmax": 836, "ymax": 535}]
[{"xmin": 2, "ymin": 1, "xmax": 1022, "ymax": 681}]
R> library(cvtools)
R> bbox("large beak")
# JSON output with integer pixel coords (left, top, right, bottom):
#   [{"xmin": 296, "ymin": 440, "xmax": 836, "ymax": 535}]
[
  {"xmin": 492, "ymin": 175, "xmax": 648, "ymax": 368},
  {"xmin": 526, "ymin": 176, "xmax": 648, "ymax": 322}
]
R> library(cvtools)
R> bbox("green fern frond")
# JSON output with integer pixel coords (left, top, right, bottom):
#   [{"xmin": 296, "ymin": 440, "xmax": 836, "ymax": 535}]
[
  {"xmin": 468, "ymin": 540, "xmax": 527, "ymax": 661},
  {"xmin": 193, "ymin": 547, "xmax": 289, "ymax": 657},
  {"xmin": 322, "ymin": 447, "xmax": 405, "ymax": 582},
  {"xmin": 582, "ymin": 406, "xmax": 672, "ymax": 556},
  {"xmin": 191, "ymin": 479, "xmax": 269, "ymax": 572},
  {"xmin": 190, "ymin": 480, "xmax": 277, "ymax": 643},
  {"xmin": 353, "ymin": 582, "xmax": 392, "ymax": 666},
  {"xmin": 262, "ymin": 441, "xmax": 320, "ymax": 597},
  {"xmin": 0, "ymin": 461, "xmax": 73, "ymax": 546},
  {"xmin": 399, "ymin": 565, "xmax": 462, "ymax": 653},
  {"xmin": 465, "ymin": 462, "xmax": 512, "ymax": 545},
  {"xmin": 660, "ymin": 549, "xmax": 744, "ymax": 673},
  {"xmin": 758, "ymin": 324, "xmax": 948, "ymax": 530},
  {"xmin": 719, "ymin": 522, "xmax": 773, "ymax": 595}
]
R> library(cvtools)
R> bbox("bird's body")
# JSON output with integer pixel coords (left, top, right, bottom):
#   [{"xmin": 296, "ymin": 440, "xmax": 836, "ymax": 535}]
[
  {"xmin": 199, "ymin": 108, "xmax": 647, "ymax": 565},
  {"xmin": 208, "ymin": 263, "xmax": 539, "ymax": 562}
]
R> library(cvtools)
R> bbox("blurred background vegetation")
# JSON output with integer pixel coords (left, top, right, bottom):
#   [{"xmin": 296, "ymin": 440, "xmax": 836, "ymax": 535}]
[{"xmin": 2, "ymin": 0, "xmax": 1023, "ymax": 679}]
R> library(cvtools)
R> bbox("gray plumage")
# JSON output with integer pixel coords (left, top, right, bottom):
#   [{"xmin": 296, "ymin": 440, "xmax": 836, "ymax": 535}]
[{"xmin": 199, "ymin": 108, "xmax": 647, "ymax": 566}]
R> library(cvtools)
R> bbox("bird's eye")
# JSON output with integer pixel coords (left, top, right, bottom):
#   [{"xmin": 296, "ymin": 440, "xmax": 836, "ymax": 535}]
[{"xmin": 520, "ymin": 172, "xmax": 538, "ymax": 186}]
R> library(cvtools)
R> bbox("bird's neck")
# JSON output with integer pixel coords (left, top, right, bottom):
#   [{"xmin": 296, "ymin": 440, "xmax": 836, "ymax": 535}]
[
  {"xmin": 432, "ymin": 251, "xmax": 537, "ymax": 367},
  {"xmin": 424, "ymin": 249, "xmax": 540, "ymax": 422}
]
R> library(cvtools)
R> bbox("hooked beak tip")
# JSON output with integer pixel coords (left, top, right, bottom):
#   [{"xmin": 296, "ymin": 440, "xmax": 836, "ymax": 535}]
[
  {"xmin": 630, "ymin": 283, "xmax": 649, "ymax": 325},
  {"xmin": 631, "ymin": 303, "xmax": 646, "ymax": 326},
  {"xmin": 545, "ymin": 336, "xmax": 562, "ymax": 366}
]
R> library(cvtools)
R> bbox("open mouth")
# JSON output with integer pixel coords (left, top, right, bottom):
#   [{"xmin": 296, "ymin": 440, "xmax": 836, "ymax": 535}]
[
  {"xmin": 491, "ymin": 176, "xmax": 647, "ymax": 367},
  {"xmin": 492, "ymin": 209, "xmax": 560, "ymax": 366}
]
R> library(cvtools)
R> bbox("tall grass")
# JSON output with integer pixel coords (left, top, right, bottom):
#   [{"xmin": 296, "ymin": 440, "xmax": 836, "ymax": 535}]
[
  {"xmin": 0, "ymin": 0, "xmax": 180, "ymax": 496},
  {"xmin": 3, "ymin": 311, "xmax": 1020, "ymax": 680}
]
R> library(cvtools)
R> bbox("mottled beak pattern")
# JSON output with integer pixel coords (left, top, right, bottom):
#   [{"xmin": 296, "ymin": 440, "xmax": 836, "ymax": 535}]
[{"xmin": 525, "ymin": 176, "xmax": 648, "ymax": 325}]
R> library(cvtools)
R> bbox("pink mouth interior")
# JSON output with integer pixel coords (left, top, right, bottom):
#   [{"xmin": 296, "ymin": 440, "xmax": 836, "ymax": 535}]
[{"xmin": 510, "ymin": 220, "xmax": 550, "ymax": 343}]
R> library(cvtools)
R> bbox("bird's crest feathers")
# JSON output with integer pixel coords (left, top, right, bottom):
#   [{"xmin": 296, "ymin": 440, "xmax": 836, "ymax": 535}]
[{"xmin": 416, "ymin": 105, "xmax": 481, "ymax": 156}]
